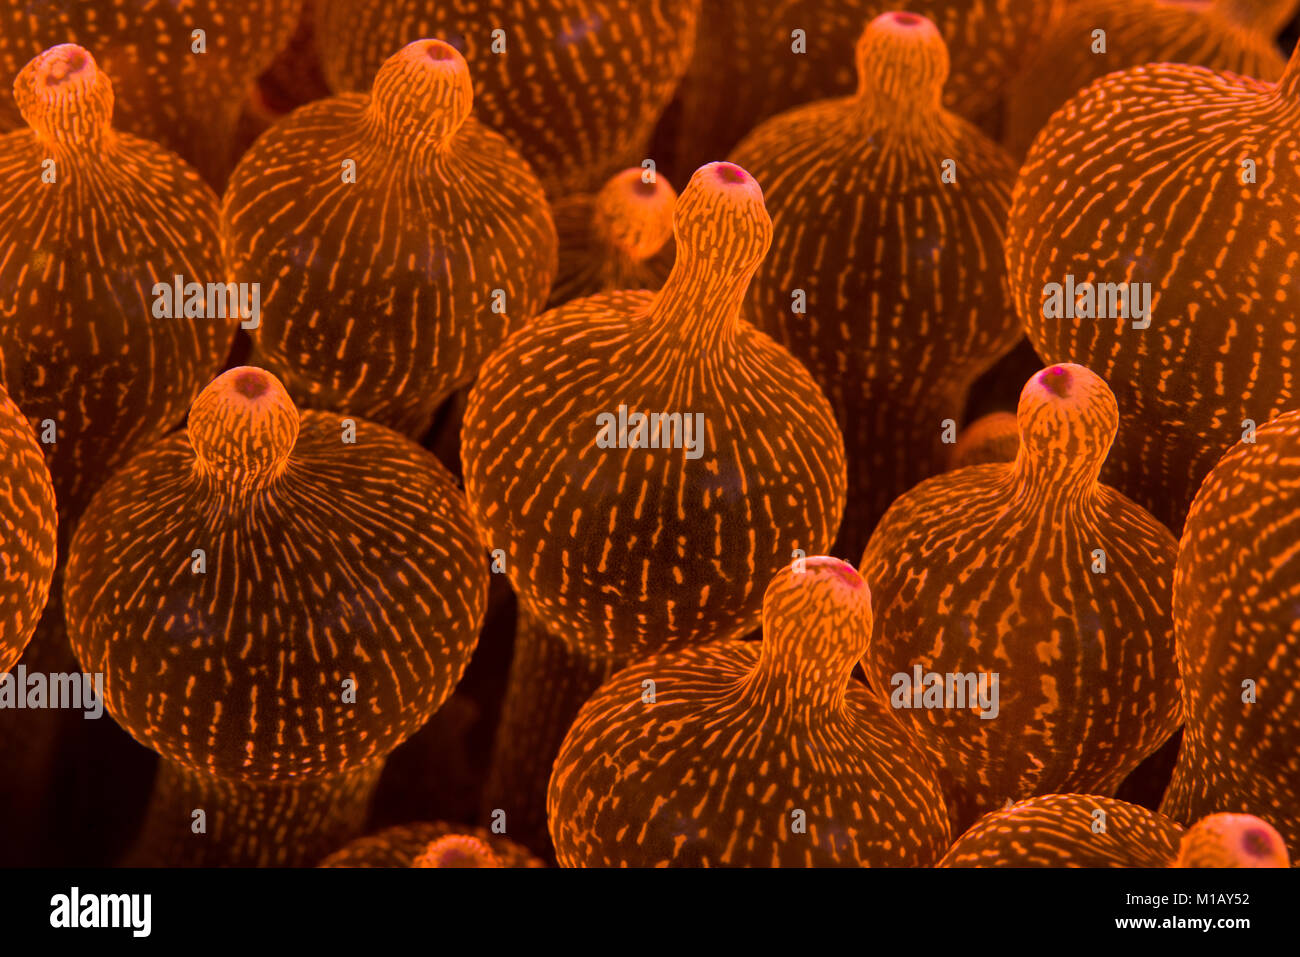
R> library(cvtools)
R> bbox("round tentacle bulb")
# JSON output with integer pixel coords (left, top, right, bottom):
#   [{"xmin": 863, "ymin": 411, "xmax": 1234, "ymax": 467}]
[
  {"xmin": 314, "ymin": 0, "xmax": 701, "ymax": 197},
  {"xmin": 548, "ymin": 558, "xmax": 951, "ymax": 866},
  {"xmin": 0, "ymin": 383, "xmax": 56, "ymax": 673},
  {"xmin": 949, "ymin": 412, "xmax": 1020, "ymax": 471},
  {"xmin": 729, "ymin": 12, "xmax": 1022, "ymax": 555},
  {"xmin": 674, "ymin": 0, "xmax": 1064, "ymax": 177},
  {"xmin": 1005, "ymin": 0, "xmax": 1296, "ymax": 157},
  {"xmin": 222, "ymin": 39, "xmax": 557, "ymax": 439},
  {"xmin": 63, "ymin": 367, "xmax": 488, "ymax": 866},
  {"xmin": 859, "ymin": 364, "xmax": 1182, "ymax": 835},
  {"xmin": 1161, "ymin": 409, "xmax": 1300, "ymax": 858},
  {"xmin": 1007, "ymin": 41, "xmax": 1300, "ymax": 533},
  {"xmin": 1172, "ymin": 813, "xmax": 1290, "ymax": 868},
  {"xmin": 0, "ymin": 0, "xmax": 303, "ymax": 187},
  {"xmin": 941, "ymin": 796, "xmax": 1290, "ymax": 867},
  {"xmin": 320, "ymin": 822, "xmax": 544, "ymax": 868},
  {"xmin": 938, "ymin": 794, "xmax": 1185, "ymax": 867},
  {"xmin": 548, "ymin": 166, "xmax": 677, "ymax": 308},
  {"xmin": 462, "ymin": 162, "xmax": 845, "ymax": 663},
  {"xmin": 0, "ymin": 44, "xmax": 236, "ymax": 526},
  {"xmin": 0, "ymin": 379, "xmax": 60, "ymax": 862}
]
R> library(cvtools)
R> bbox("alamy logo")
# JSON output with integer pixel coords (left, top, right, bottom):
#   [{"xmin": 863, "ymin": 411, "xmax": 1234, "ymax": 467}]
[
  {"xmin": 152, "ymin": 274, "xmax": 260, "ymax": 329},
  {"xmin": 890, "ymin": 665, "xmax": 1000, "ymax": 719},
  {"xmin": 595, "ymin": 404, "xmax": 706, "ymax": 460},
  {"xmin": 50, "ymin": 887, "xmax": 151, "ymax": 937},
  {"xmin": 0, "ymin": 666, "xmax": 104, "ymax": 719},
  {"xmin": 1041, "ymin": 274, "xmax": 1151, "ymax": 329}
]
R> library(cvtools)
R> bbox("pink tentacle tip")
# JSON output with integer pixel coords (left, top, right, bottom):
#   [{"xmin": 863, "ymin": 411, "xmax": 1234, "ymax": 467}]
[
  {"xmin": 805, "ymin": 556, "xmax": 863, "ymax": 588},
  {"xmin": 424, "ymin": 41, "xmax": 457, "ymax": 61},
  {"xmin": 714, "ymin": 163, "xmax": 749, "ymax": 185},
  {"xmin": 1243, "ymin": 828, "xmax": 1276, "ymax": 857},
  {"xmin": 232, "ymin": 369, "xmax": 272, "ymax": 399},
  {"xmin": 1039, "ymin": 365, "xmax": 1073, "ymax": 398}
]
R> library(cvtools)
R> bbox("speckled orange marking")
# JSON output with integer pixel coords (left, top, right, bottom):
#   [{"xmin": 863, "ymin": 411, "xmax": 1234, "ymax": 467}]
[
  {"xmin": 0, "ymin": 0, "xmax": 302, "ymax": 186},
  {"xmin": 315, "ymin": 0, "xmax": 700, "ymax": 196},
  {"xmin": 0, "ymin": 44, "xmax": 235, "ymax": 525},
  {"xmin": 0, "ymin": 381, "xmax": 56, "ymax": 672},
  {"xmin": 729, "ymin": 13, "xmax": 1021, "ymax": 556},
  {"xmin": 64, "ymin": 367, "xmax": 488, "ymax": 866},
  {"xmin": 1006, "ymin": 0, "xmax": 1296, "ymax": 156},
  {"xmin": 939, "ymin": 794, "xmax": 1185, "ymax": 867},
  {"xmin": 1007, "ymin": 42, "xmax": 1300, "ymax": 532},
  {"xmin": 222, "ymin": 40, "xmax": 557, "ymax": 438},
  {"xmin": 549, "ymin": 558, "xmax": 950, "ymax": 866},
  {"xmin": 1161, "ymin": 409, "xmax": 1300, "ymax": 857},
  {"xmin": 675, "ymin": 0, "xmax": 1063, "ymax": 175},
  {"xmin": 461, "ymin": 162, "xmax": 846, "ymax": 662},
  {"xmin": 548, "ymin": 167, "xmax": 676, "ymax": 308},
  {"xmin": 860, "ymin": 364, "xmax": 1182, "ymax": 834}
]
